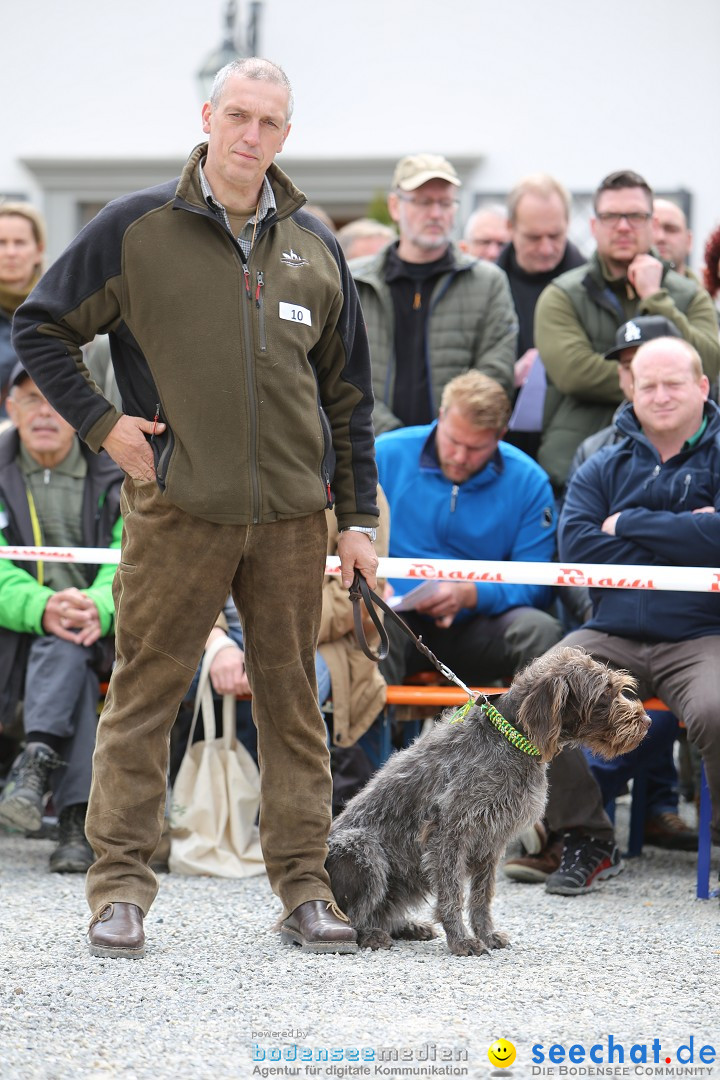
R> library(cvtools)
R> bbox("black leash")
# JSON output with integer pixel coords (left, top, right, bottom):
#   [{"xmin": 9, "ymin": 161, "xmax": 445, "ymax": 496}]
[{"xmin": 348, "ymin": 571, "xmax": 485, "ymax": 703}]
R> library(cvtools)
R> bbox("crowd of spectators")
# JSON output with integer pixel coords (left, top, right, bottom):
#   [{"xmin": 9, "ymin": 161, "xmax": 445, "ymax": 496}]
[{"xmin": 1, "ymin": 150, "xmax": 718, "ymax": 906}]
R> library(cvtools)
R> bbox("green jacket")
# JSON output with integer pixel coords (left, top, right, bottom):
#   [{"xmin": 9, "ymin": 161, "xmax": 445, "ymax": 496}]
[
  {"xmin": 351, "ymin": 242, "xmax": 518, "ymax": 434},
  {"xmin": 13, "ymin": 145, "xmax": 378, "ymax": 530},
  {"xmin": 534, "ymin": 249, "xmax": 720, "ymax": 491}
]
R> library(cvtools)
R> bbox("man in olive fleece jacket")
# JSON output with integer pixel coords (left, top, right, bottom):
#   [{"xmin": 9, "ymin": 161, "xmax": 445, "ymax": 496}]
[
  {"xmin": 13, "ymin": 58, "xmax": 378, "ymax": 958},
  {"xmin": 534, "ymin": 169, "xmax": 720, "ymax": 493}
]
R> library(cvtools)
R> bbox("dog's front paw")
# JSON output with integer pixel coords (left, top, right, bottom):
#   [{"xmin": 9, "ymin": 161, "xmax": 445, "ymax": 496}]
[
  {"xmin": 393, "ymin": 921, "xmax": 438, "ymax": 941},
  {"xmin": 358, "ymin": 928, "xmax": 394, "ymax": 950},
  {"xmin": 487, "ymin": 930, "xmax": 510, "ymax": 950},
  {"xmin": 447, "ymin": 936, "xmax": 490, "ymax": 957}
]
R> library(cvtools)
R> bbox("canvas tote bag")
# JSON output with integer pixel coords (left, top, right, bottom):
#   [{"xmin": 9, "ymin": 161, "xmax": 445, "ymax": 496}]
[{"xmin": 169, "ymin": 638, "xmax": 265, "ymax": 877}]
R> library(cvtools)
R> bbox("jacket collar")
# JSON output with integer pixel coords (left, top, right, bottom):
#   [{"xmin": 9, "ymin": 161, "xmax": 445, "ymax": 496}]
[
  {"xmin": 174, "ymin": 142, "xmax": 306, "ymax": 223},
  {"xmin": 353, "ymin": 240, "xmax": 477, "ymax": 286}
]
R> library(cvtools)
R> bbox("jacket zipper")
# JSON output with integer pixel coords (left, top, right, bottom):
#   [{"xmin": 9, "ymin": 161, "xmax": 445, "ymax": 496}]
[
  {"xmin": 679, "ymin": 472, "xmax": 691, "ymax": 505},
  {"xmin": 239, "ymin": 256, "xmax": 261, "ymax": 523},
  {"xmin": 450, "ymin": 484, "xmax": 459, "ymax": 512},
  {"xmin": 256, "ymin": 271, "xmax": 266, "ymax": 352}
]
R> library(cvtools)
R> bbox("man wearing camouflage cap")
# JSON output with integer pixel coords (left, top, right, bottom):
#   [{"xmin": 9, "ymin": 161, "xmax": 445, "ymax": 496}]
[{"xmin": 351, "ymin": 153, "xmax": 518, "ymax": 434}]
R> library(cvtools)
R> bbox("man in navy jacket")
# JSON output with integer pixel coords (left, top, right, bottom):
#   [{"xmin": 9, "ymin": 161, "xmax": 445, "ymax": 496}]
[
  {"xmin": 376, "ymin": 370, "xmax": 562, "ymax": 686},
  {"xmin": 540, "ymin": 336, "xmax": 720, "ymax": 894}
]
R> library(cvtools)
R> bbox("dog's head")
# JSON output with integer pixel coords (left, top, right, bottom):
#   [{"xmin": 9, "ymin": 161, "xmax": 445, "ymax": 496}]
[{"xmin": 508, "ymin": 646, "xmax": 650, "ymax": 763}]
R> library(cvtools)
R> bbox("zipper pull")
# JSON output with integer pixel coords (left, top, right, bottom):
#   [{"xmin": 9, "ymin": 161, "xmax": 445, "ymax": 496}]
[
  {"xmin": 450, "ymin": 484, "xmax": 459, "ymax": 512},
  {"xmin": 43, "ymin": 469, "xmax": 51, "ymax": 485},
  {"xmin": 255, "ymin": 270, "xmax": 264, "ymax": 308},
  {"xmin": 243, "ymin": 265, "xmax": 251, "ymax": 299},
  {"xmin": 152, "ymin": 403, "xmax": 161, "ymax": 437}
]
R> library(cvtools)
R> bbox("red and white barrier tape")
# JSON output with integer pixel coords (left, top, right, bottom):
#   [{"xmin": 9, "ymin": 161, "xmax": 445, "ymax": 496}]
[{"xmin": 1, "ymin": 545, "xmax": 719, "ymax": 593}]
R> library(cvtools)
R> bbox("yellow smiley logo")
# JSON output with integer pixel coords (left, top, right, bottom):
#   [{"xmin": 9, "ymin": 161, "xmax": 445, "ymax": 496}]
[{"xmin": 488, "ymin": 1039, "xmax": 516, "ymax": 1068}]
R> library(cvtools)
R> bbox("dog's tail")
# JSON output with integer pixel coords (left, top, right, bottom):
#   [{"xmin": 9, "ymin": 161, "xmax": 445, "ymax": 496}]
[{"xmin": 326, "ymin": 828, "xmax": 389, "ymax": 923}]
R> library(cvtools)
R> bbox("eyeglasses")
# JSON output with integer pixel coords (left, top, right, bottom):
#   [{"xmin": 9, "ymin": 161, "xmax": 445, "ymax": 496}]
[
  {"xmin": 595, "ymin": 212, "xmax": 652, "ymax": 228},
  {"xmin": 10, "ymin": 391, "xmax": 48, "ymax": 411},
  {"xmin": 396, "ymin": 194, "xmax": 459, "ymax": 211}
]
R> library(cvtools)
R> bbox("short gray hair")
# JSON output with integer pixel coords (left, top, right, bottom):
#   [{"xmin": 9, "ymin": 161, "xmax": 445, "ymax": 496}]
[
  {"xmin": 210, "ymin": 57, "xmax": 293, "ymax": 121},
  {"xmin": 507, "ymin": 173, "xmax": 571, "ymax": 225},
  {"xmin": 336, "ymin": 218, "xmax": 396, "ymax": 256}
]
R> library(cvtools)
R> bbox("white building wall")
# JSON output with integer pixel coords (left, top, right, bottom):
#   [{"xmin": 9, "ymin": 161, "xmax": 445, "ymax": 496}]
[{"xmin": 3, "ymin": 0, "xmax": 718, "ymax": 267}]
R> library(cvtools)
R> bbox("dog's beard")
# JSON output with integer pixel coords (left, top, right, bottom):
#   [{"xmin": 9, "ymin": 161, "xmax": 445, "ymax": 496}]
[{"xmin": 576, "ymin": 694, "xmax": 650, "ymax": 760}]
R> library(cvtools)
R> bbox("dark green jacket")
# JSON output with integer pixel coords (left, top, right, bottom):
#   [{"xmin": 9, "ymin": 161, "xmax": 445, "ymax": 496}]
[
  {"xmin": 13, "ymin": 145, "xmax": 378, "ymax": 529},
  {"xmin": 351, "ymin": 242, "xmax": 518, "ymax": 434},
  {"xmin": 535, "ymin": 249, "xmax": 720, "ymax": 491}
]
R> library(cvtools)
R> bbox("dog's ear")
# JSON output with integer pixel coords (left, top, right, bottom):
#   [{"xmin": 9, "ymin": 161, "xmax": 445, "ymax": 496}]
[{"xmin": 516, "ymin": 677, "xmax": 567, "ymax": 762}]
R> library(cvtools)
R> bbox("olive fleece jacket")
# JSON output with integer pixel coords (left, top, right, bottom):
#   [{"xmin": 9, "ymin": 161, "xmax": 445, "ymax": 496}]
[{"xmin": 13, "ymin": 144, "xmax": 378, "ymax": 529}]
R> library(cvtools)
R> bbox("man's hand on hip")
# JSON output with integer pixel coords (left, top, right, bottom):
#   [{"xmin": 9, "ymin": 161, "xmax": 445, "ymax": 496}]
[
  {"xmin": 102, "ymin": 414, "xmax": 166, "ymax": 481},
  {"xmin": 338, "ymin": 530, "xmax": 378, "ymax": 591}
]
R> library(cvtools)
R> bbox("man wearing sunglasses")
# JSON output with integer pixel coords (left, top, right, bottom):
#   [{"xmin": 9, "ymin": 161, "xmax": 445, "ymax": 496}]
[
  {"xmin": 351, "ymin": 153, "xmax": 518, "ymax": 435},
  {"xmin": 534, "ymin": 170, "xmax": 720, "ymax": 494}
]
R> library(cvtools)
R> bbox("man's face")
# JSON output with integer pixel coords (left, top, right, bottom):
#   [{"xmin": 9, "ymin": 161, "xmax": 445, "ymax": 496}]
[
  {"xmin": 435, "ymin": 405, "xmax": 502, "ymax": 484},
  {"xmin": 631, "ymin": 343, "xmax": 709, "ymax": 441},
  {"xmin": 0, "ymin": 215, "xmax": 43, "ymax": 290},
  {"xmin": 653, "ymin": 200, "xmax": 692, "ymax": 270},
  {"xmin": 6, "ymin": 377, "xmax": 76, "ymax": 465},
  {"xmin": 388, "ymin": 179, "xmax": 458, "ymax": 260},
  {"xmin": 202, "ymin": 75, "xmax": 290, "ymax": 198},
  {"xmin": 591, "ymin": 187, "xmax": 654, "ymax": 272},
  {"xmin": 462, "ymin": 211, "xmax": 509, "ymax": 261},
  {"xmin": 510, "ymin": 192, "xmax": 568, "ymax": 273}
]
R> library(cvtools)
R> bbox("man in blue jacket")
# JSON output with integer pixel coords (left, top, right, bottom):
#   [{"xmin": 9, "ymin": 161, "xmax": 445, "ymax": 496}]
[
  {"xmin": 539, "ymin": 335, "xmax": 720, "ymax": 894},
  {"xmin": 376, "ymin": 370, "xmax": 562, "ymax": 687}
]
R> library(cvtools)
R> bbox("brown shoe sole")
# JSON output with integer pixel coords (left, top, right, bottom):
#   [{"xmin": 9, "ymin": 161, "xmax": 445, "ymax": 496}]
[
  {"xmin": 87, "ymin": 940, "xmax": 146, "ymax": 959},
  {"xmin": 280, "ymin": 927, "xmax": 358, "ymax": 954}
]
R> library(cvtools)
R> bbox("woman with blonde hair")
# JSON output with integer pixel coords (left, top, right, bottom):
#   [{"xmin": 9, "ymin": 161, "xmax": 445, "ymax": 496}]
[{"xmin": 0, "ymin": 201, "xmax": 46, "ymax": 417}]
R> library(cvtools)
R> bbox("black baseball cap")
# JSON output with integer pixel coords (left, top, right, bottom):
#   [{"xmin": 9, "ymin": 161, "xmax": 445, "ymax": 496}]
[
  {"xmin": 0, "ymin": 360, "xmax": 29, "ymax": 399},
  {"xmin": 604, "ymin": 315, "xmax": 682, "ymax": 360}
]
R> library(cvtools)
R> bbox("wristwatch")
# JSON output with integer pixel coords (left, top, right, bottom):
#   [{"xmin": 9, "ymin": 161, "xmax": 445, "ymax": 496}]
[{"xmin": 341, "ymin": 526, "xmax": 377, "ymax": 542}]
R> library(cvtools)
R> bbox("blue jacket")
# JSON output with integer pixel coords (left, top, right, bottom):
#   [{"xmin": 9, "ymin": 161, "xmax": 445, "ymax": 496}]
[
  {"xmin": 375, "ymin": 423, "xmax": 556, "ymax": 617},
  {"xmin": 558, "ymin": 400, "xmax": 720, "ymax": 641}
]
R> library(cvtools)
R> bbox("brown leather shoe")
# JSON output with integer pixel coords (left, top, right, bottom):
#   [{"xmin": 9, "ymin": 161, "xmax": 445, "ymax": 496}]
[
  {"xmin": 644, "ymin": 812, "xmax": 699, "ymax": 852},
  {"xmin": 502, "ymin": 836, "xmax": 564, "ymax": 883},
  {"xmin": 87, "ymin": 902, "xmax": 145, "ymax": 958},
  {"xmin": 281, "ymin": 900, "xmax": 358, "ymax": 954}
]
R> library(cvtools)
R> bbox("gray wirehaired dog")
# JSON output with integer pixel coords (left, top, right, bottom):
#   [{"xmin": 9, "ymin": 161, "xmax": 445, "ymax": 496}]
[{"xmin": 327, "ymin": 647, "xmax": 650, "ymax": 956}]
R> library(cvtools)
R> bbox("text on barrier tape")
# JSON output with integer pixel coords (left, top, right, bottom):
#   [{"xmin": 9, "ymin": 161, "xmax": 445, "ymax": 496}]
[{"xmin": 0, "ymin": 546, "xmax": 719, "ymax": 592}]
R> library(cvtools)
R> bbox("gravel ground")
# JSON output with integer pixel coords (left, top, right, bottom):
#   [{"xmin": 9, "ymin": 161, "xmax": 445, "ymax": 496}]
[{"xmin": 1, "ymin": 804, "xmax": 717, "ymax": 1080}]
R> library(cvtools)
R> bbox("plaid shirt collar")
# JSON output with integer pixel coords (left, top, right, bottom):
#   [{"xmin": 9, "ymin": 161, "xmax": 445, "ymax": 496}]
[{"xmin": 198, "ymin": 159, "xmax": 276, "ymax": 258}]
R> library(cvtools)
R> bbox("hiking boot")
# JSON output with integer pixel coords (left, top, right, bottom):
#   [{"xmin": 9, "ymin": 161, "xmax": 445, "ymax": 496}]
[
  {"xmin": 49, "ymin": 804, "xmax": 95, "ymax": 874},
  {"xmin": 644, "ymin": 812, "xmax": 698, "ymax": 852},
  {"xmin": 545, "ymin": 834, "xmax": 623, "ymax": 895},
  {"xmin": 503, "ymin": 835, "xmax": 563, "ymax": 883},
  {"xmin": 0, "ymin": 743, "xmax": 64, "ymax": 833}
]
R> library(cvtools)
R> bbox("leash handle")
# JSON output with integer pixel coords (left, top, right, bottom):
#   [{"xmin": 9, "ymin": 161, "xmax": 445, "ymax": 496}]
[{"xmin": 349, "ymin": 570, "xmax": 390, "ymax": 661}]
